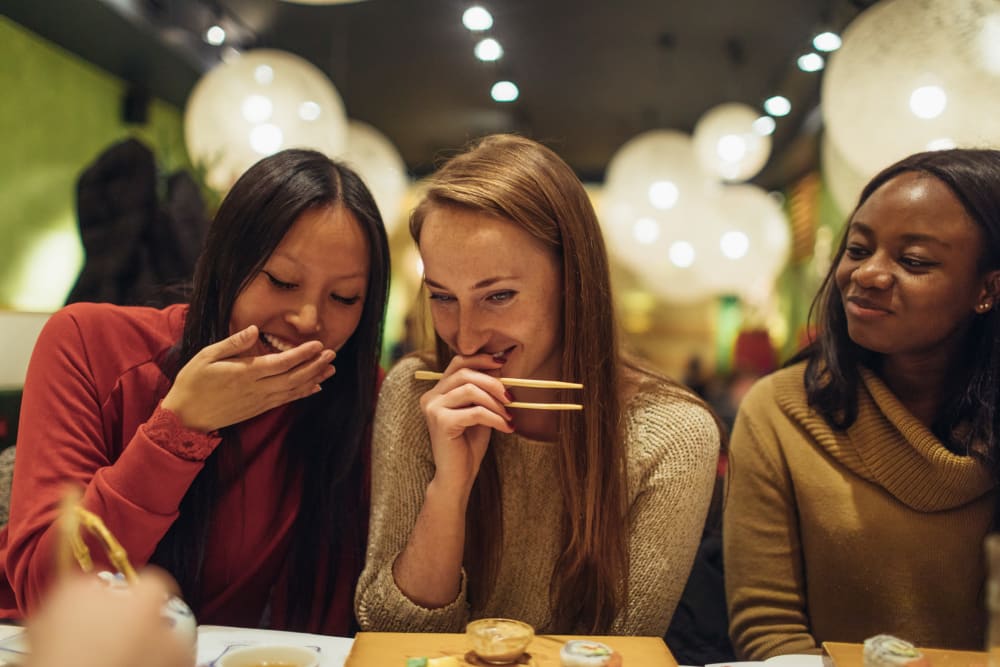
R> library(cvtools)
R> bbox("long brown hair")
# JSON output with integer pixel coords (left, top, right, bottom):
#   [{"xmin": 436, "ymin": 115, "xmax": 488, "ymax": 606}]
[{"xmin": 410, "ymin": 134, "xmax": 628, "ymax": 632}]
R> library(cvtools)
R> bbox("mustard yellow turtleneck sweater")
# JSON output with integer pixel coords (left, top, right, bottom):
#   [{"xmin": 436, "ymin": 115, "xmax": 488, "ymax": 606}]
[
  {"xmin": 723, "ymin": 361, "xmax": 996, "ymax": 660},
  {"xmin": 355, "ymin": 355, "xmax": 720, "ymax": 636}
]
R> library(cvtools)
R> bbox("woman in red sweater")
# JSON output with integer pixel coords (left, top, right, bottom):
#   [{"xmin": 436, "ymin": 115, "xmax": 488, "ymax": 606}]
[{"xmin": 0, "ymin": 148, "xmax": 390, "ymax": 635}]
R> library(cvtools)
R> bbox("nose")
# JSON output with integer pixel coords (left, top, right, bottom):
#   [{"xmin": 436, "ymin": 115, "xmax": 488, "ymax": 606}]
[
  {"xmin": 852, "ymin": 253, "xmax": 894, "ymax": 290},
  {"xmin": 454, "ymin": 306, "xmax": 488, "ymax": 356},
  {"xmin": 287, "ymin": 301, "xmax": 321, "ymax": 334}
]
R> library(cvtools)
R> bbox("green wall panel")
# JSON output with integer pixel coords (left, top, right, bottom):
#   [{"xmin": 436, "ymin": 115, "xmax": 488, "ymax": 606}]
[{"xmin": 0, "ymin": 16, "xmax": 189, "ymax": 311}]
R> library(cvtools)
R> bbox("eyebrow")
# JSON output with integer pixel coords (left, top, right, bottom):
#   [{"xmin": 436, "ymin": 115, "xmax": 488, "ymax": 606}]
[
  {"xmin": 268, "ymin": 252, "xmax": 368, "ymax": 280},
  {"xmin": 423, "ymin": 276, "xmax": 517, "ymax": 290},
  {"xmin": 848, "ymin": 221, "xmax": 952, "ymax": 248}
]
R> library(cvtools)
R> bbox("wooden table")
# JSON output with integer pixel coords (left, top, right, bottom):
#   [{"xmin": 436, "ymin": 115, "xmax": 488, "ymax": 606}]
[
  {"xmin": 345, "ymin": 632, "xmax": 677, "ymax": 666},
  {"xmin": 823, "ymin": 642, "xmax": 989, "ymax": 667}
]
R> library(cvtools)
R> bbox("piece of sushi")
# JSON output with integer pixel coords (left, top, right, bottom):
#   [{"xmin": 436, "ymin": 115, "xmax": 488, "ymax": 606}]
[
  {"xmin": 863, "ymin": 635, "xmax": 931, "ymax": 667},
  {"xmin": 560, "ymin": 640, "xmax": 615, "ymax": 667}
]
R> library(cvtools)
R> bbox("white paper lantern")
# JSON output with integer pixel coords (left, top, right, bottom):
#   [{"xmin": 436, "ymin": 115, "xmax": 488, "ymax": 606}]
[
  {"xmin": 823, "ymin": 0, "xmax": 1000, "ymax": 177},
  {"xmin": 692, "ymin": 103, "xmax": 773, "ymax": 182},
  {"xmin": 342, "ymin": 120, "xmax": 409, "ymax": 236},
  {"xmin": 699, "ymin": 185, "xmax": 792, "ymax": 301},
  {"xmin": 821, "ymin": 131, "xmax": 870, "ymax": 217},
  {"xmin": 185, "ymin": 49, "xmax": 348, "ymax": 192},
  {"xmin": 600, "ymin": 130, "xmax": 720, "ymax": 303}
]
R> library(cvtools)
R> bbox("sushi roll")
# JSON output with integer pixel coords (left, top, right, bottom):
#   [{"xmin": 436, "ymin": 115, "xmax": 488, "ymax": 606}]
[
  {"xmin": 560, "ymin": 640, "xmax": 615, "ymax": 667},
  {"xmin": 863, "ymin": 635, "xmax": 930, "ymax": 667}
]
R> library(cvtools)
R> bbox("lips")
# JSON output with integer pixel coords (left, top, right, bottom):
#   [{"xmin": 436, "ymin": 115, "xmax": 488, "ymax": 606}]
[{"xmin": 845, "ymin": 295, "xmax": 892, "ymax": 314}]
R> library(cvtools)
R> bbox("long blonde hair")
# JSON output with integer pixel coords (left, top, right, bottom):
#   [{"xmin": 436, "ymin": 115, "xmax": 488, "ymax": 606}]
[{"xmin": 410, "ymin": 134, "xmax": 628, "ymax": 632}]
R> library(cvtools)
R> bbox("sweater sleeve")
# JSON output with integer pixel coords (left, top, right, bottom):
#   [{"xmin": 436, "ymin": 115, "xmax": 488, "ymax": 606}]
[
  {"xmin": 723, "ymin": 378, "xmax": 817, "ymax": 659},
  {"xmin": 612, "ymin": 390, "xmax": 720, "ymax": 636},
  {"xmin": 5, "ymin": 307, "xmax": 215, "ymax": 614},
  {"xmin": 354, "ymin": 357, "xmax": 470, "ymax": 631}
]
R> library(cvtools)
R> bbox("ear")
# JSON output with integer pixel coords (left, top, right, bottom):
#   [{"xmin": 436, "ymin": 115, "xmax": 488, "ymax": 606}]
[{"xmin": 975, "ymin": 270, "xmax": 1000, "ymax": 314}]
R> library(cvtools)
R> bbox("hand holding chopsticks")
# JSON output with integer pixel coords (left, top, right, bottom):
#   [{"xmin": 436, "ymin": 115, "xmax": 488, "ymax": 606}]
[{"xmin": 414, "ymin": 370, "xmax": 583, "ymax": 411}]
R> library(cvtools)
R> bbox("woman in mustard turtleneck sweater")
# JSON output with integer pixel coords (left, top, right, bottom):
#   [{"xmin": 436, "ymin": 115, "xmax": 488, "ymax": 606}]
[{"xmin": 724, "ymin": 149, "xmax": 1000, "ymax": 659}]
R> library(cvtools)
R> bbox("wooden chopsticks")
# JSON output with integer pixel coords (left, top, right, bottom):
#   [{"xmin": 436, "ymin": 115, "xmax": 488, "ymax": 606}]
[{"xmin": 414, "ymin": 370, "xmax": 584, "ymax": 411}]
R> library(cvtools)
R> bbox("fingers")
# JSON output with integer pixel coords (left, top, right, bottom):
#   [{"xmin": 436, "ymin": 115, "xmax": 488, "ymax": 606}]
[
  {"xmin": 431, "ymin": 365, "xmax": 509, "ymax": 406},
  {"xmin": 200, "ymin": 325, "xmax": 260, "ymax": 362},
  {"xmin": 251, "ymin": 342, "xmax": 331, "ymax": 380},
  {"xmin": 423, "ymin": 383, "xmax": 513, "ymax": 434}
]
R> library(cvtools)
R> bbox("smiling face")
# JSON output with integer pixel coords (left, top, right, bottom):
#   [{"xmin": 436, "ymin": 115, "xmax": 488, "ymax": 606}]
[
  {"xmin": 418, "ymin": 205, "xmax": 564, "ymax": 380},
  {"xmin": 835, "ymin": 171, "xmax": 996, "ymax": 367},
  {"xmin": 229, "ymin": 204, "xmax": 370, "ymax": 355}
]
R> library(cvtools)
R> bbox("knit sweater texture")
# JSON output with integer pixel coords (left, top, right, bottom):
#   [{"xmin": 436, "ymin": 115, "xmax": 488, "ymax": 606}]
[
  {"xmin": 724, "ymin": 361, "xmax": 995, "ymax": 660},
  {"xmin": 0, "ymin": 302, "xmax": 368, "ymax": 634},
  {"xmin": 355, "ymin": 355, "xmax": 720, "ymax": 636}
]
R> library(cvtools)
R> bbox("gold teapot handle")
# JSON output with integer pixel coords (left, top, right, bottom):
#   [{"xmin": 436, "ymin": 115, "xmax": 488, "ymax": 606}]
[{"xmin": 57, "ymin": 489, "xmax": 139, "ymax": 585}]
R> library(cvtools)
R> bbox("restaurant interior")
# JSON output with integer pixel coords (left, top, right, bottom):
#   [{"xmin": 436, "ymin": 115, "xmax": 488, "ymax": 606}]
[{"xmin": 2, "ymin": 0, "xmax": 1000, "ymax": 665}]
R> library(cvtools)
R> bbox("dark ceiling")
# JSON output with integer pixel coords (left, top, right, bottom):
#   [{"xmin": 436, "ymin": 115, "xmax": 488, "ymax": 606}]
[{"xmin": 4, "ymin": 0, "xmax": 875, "ymax": 187}]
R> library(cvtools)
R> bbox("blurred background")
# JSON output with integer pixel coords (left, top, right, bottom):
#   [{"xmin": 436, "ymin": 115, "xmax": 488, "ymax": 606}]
[{"xmin": 2, "ymin": 0, "xmax": 1000, "ymax": 442}]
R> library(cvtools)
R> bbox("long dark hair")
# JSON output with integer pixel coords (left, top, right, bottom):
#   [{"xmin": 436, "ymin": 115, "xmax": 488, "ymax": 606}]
[
  {"xmin": 151, "ymin": 149, "xmax": 390, "ymax": 629},
  {"xmin": 797, "ymin": 148, "xmax": 1000, "ymax": 469}
]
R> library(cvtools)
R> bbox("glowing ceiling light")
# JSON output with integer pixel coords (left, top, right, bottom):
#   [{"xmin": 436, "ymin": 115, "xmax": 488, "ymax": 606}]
[
  {"xmin": 254, "ymin": 65, "xmax": 274, "ymax": 85},
  {"xmin": 475, "ymin": 38, "xmax": 503, "ymax": 62},
  {"xmin": 752, "ymin": 115, "xmax": 776, "ymax": 136},
  {"xmin": 241, "ymin": 94, "xmax": 273, "ymax": 123},
  {"xmin": 463, "ymin": 6, "xmax": 493, "ymax": 31},
  {"xmin": 491, "ymin": 80, "xmax": 519, "ymax": 102},
  {"xmin": 764, "ymin": 95, "xmax": 791, "ymax": 117},
  {"xmin": 298, "ymin": 101, "xmax": 321, "ymax": 121},
  {"xmin": 797, "ymin": 52, "xmax": 824, "ymax": 72},
  {"xmin": 249, "ymin": 124, "xmax": 283, "ymax": 155},
  {"xmin": 205, "ymin": 25, "xmax": 226, "ymax": 46},
  {"xmin": 716, "ymin": 134, "xmax": 747, "ymax": 163},
  {"xmin": 926, "ymin": 137, "xmax": 956, "ymax": 150},
  {"xmin": 720, "ymin": 230, "xmax": 750, "ymax": 259},
  {"xmin": 813, "ymin": 31, "xmax": 842, "ymax": 52},
  {"xmin": 632, "ymin": 218, "xmax": 660, "ymax": 245},
  {"xmin": 669, "ymin": 241, "xmax": 695, "ymax": 268},
  {"xmin": 909, "ymin": 85, "xmax": 947, "ymax": 119},
  {"xmin": 648, "ymin": 180, "xmax": 679, "ymax": 210}
]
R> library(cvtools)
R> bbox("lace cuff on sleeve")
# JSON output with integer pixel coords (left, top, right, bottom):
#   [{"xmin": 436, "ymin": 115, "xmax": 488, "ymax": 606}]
[{"xmin": 142, "ymin": 405, "xmax": 221, "ymax": 462}]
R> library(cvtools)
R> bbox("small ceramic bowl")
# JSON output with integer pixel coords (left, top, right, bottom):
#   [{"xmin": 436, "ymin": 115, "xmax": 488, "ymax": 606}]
[
  {"xmin": 216, "ymin": 644, "xmax": 320, "ymax": 667},
  {"xmin": 466, "ymin": 618, "xmax": 534, "ymax": 665}
]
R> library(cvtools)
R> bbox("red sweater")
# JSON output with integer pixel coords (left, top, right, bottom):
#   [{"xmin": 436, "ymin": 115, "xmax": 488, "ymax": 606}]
[{"xmin": 0, "ymin": 302, "xmax": 372, "ymax": 635}]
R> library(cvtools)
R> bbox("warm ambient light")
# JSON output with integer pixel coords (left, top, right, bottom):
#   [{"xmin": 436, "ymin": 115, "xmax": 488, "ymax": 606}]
[
  {"xmin": 463, "ymin": 6, "xmax": 493, "ymax": 31},
  {"xmin": 909, "ymin": 85, "xmax": 947, "ymax": 119},
  {"xmin": 475, "ymin": 38, "xmax": 503, "ymax": 61},
  {"xmin": 491, "ymin": 80, "xmax": 518, "ymax": 102},
  {"xmin": 648, "ymin": 180, "xmax": 679, "ymax": 210},
  {"xmin": 669, "ymin": 241, "xmax": 695, "ymax": 268},
  {"xmin": 632, "ymin": 218, "xmax": 660, "ymax": 245}
]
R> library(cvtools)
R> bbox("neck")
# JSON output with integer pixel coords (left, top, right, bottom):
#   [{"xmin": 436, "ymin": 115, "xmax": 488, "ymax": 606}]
[{"xmin": 879, "ymin": 349, "xmax": 965, "ymax": 427}]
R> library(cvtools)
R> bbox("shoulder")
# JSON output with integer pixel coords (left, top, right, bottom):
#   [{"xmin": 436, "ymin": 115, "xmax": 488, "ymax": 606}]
[
  {"xmin": 623, "ymin": 374, "xmax": 720, "ymax": 462},
  {"xmin": 381, "ymin": 355, "xmax": 430, "ymax": 397},
  {"xmin": 737, "ymin": 361, "xmax": 808, "ymax": 420},
  {"xmin": 36, "ymin": 303, "xmax": 185, "ymax": 383},
  {"xmin": 47, "ymin": 302, "xmax": 186, "ymax": 342}
]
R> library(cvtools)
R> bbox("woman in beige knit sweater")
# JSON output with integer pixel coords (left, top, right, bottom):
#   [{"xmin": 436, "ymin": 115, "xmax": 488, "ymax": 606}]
[
  {"xmin": 724, "ymin": 149, "xmax": 1000, "ymax": 659},
  {"xmin": 355, "ymin": 135, "xmax": 720, "ymax": 636}
]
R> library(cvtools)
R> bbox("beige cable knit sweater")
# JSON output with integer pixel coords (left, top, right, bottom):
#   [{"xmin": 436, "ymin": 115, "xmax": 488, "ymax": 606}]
[
  {"xmin": 724, "ymin": 361, "xmax": 996, "ymax": 660},
  {"xmin": 355, "ymin": 356, "xmax": 720, "ymax": 635}
]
